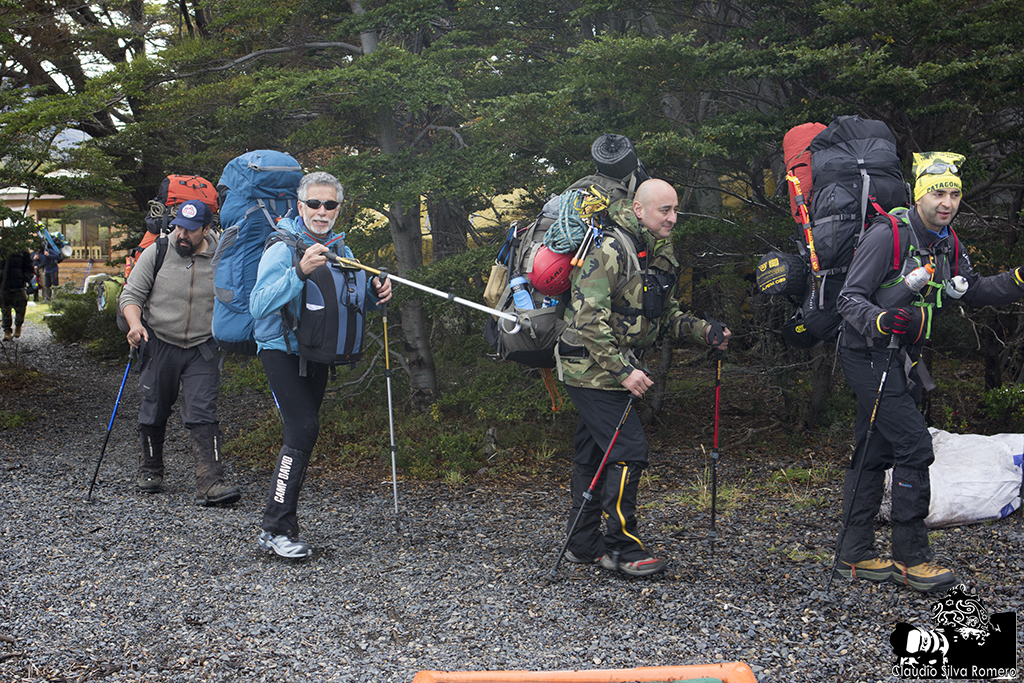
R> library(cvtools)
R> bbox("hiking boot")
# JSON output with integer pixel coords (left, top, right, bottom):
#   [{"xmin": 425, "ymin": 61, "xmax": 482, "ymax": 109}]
[
  {"xmin": 891, "ymin": 561, "xmax": 957, "ymax": 593},
  {"xmin": 191, "ymin": 423, "xmax": 240, "ymax": 506},
  {"xmin": 138, "ymin": 424, "xmax": 165, "ymax": 493},
  {"xmin": 2, "ymin": 330, "xmax": 11, "ymax": 342},
  {"xmin": 834, "ymin": 557, "xmax": 895, "ymax": 583},
  {"xmin": 259, "ymin": 531, "xmax": 312, "ymax": 559},
  {"xmin": 600, "ymin": 554, "xmax": 667, "ymax": 577},
  {"xmin": 196, "ymin": 482, "xmax": 241, "ymax": 507},
  {"xmin": 13, "ymin": 325, "xmax": 21, "ymax": 338},
  {"xmin": 563, "ymin": 549, "xmax": 600, "ymax": 564},
  {"xmin": 136, "ymin": 473, "xmax": 163, "ymax": 494}
]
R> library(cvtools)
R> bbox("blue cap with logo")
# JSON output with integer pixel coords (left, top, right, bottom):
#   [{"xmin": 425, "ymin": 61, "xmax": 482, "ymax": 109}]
[{"xmin": 170, "ymin": 200, "xmax": 212, "ymax": 231}]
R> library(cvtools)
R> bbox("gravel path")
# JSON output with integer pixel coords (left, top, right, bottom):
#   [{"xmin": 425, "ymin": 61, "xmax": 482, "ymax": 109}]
[{"xmin": 1, "ymin": 319, "xmax": 1022, "ymax": 682}]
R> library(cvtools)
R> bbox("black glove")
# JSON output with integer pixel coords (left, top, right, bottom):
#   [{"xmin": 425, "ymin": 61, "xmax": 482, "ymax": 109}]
[
  {"xmin": 704, "ymin": 312, "xmax": 727, "ymax": 347},
  {"xmin": 877, "ymin": 307, "xmax": 924, "ymax": 341}
]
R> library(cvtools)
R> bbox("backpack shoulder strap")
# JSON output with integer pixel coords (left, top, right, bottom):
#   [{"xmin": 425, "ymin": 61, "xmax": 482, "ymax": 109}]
[
  {"xmin": 153, "ymin": 235, "xmax": 169, "ymax": 275},
  {"xmin": 608, "ymin": 226, "xmax": 642, "ymax": 296}
]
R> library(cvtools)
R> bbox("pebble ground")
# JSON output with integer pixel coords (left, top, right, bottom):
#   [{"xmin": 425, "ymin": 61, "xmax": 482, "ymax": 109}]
[{"xmin": 1, "ymin": 320, "xmax": 1021, "ymax": 682}]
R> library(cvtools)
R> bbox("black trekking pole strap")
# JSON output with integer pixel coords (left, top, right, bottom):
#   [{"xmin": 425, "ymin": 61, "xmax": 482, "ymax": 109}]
[{"xmin": 704, "ymin": 312, "xmax": 727, "ymax": 348}]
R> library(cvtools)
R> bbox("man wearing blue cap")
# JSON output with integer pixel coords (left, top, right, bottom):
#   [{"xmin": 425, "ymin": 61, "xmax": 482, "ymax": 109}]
[{"xmin": 120, "ymin": 199, "xmax": 241, "ymax": 506}]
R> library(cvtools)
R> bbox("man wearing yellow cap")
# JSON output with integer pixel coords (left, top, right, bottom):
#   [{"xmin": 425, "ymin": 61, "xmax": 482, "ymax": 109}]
[{"xmin": 834, "ymin": 152, "xmax": 1024, "ymax": 593}]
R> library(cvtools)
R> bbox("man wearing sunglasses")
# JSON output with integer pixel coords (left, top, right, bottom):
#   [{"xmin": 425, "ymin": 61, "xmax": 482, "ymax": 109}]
[
  {"xmin": 835, "ymin": 152, "xmax": 1024, "ymax": 593},
  {"xmin": 249, "ymin": 171, "xmax": 392, "ymax": 560}
]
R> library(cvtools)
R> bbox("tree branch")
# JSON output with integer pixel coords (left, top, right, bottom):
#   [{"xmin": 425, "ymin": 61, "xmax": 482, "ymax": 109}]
[{"xmin": 157, "ymin": 42, "xmax": 363, "ymax": 85}]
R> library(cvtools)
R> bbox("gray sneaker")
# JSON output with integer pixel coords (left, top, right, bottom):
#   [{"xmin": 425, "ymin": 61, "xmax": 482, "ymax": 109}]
[
  {"xmin": 563, "ymin": 549, "xmax": 600, "ymax": 564},
  {"xmin": 259, "ymin": 532, "xmax": 312, "ymax": 559},
  {"xmin": 600, "ymin": 554, "xmax": 667, "ymax": 577}
]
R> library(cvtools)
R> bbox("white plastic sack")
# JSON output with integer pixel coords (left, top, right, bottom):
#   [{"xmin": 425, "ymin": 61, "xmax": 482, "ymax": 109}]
[{"xmin": 880, "ymin": 428, "xmax": 1024, "ymax": 528}]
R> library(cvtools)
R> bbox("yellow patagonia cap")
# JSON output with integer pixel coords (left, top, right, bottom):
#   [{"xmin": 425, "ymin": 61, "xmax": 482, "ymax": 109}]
[{"xmin": 913, "ymin": 152, "xmax": 965, "ymax": 202}]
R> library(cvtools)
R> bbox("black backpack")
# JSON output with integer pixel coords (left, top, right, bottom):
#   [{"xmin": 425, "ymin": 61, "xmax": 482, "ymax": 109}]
[
  {"xmin": 757, "ymin": 116, "xmax": 909, "ymax": 346},
  {"xmin": 268, "ymin": 229, "xmax": 368, "ymax": 376}
]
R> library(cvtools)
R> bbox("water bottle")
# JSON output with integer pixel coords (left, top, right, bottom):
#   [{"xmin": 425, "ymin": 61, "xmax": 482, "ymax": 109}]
[
  {"xmin": 509, "ymin": 275, "xmax": 534, "ymax": 310},
  {"xmin": 945, "ymin": 275, "xmax": 969, "ymax": 300},
  {"xmin": 904, "ymin": 263, "xmax": 935, "ymax": 292}
]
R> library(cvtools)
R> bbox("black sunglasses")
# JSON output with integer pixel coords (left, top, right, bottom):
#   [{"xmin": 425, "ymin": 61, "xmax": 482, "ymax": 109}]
[{"xmin": 301, "ymin": 199, "xmax": 340, "ymax": 210}]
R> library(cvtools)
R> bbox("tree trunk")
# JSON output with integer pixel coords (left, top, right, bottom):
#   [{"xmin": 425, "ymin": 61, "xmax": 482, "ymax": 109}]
[
  {"xmin": 427, "ymin": 197, "xmax": 470, "ymax": 261},
  {"xmin": 801, "ymin": 343, "xmax": 833, "ymax": 429},
  {"xmin": 387, "ymin": 197, "xmax": 438, "ymax": 407},
  {"xmin": 355, "ymin": 0, "xmax": 437, "ymax": 407},
  {"xmin": 643, "ymin": 338, "xmax": 674, "ymax": 424}
]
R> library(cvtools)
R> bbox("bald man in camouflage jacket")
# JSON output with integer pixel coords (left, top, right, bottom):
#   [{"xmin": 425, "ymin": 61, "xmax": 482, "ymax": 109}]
[{"xmin": 555, "ymin": 178, "xmax": 730, "ymax": 577}]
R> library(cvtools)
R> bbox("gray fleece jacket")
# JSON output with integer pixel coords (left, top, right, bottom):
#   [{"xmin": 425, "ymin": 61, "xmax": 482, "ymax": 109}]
[{"xmin": 119, "ymin": 233, "xmax": 218, "ymax": 349}]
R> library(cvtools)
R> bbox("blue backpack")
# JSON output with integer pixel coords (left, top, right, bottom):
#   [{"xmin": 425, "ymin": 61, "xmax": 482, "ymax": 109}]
[{"xmin": 211, "ymin": 150, "xmax": 304, "ymax": 355}]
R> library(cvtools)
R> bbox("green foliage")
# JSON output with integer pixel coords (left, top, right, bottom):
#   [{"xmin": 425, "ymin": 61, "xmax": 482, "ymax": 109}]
[
  {"xmin": 0, "ymin": 205, "xmax": 41, "ymax": 258},
  {"xmin": 766, "ymin": 464, "xmax": 843, "ymax": 510},
  {"xmin": 0, "ymin": 409, "xmax": 36, "ymax": 431},
  {"xmin": 220, "ymin": 356, "xmax": 272, "ymax": 396},
  {"xmin": 979, "ymin": 385, "xmax": 1024, "ymax": 431},
  {"xmin": 44, "ymin": 293, "xmax": 128, "ymax": 360}
]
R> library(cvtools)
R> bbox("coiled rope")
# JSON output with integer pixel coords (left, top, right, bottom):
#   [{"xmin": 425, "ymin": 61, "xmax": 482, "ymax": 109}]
[{"xmin": 543, "ymin": 185, "xmax": 610, "ymax": 254}]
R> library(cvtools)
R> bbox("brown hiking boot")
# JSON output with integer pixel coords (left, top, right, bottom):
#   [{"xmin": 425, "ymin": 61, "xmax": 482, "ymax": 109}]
[
  {"xmin": 2, "ymin": 330, "xmax": 11, "ymax": 342},
  {"xmin": 196, "ymin": 482, "xmax": 241, "ymax": 507},
  {"xmin": 891, "ymin": 561, "xmax": 956, "ymax": 593},
  {"xmin": 834, "ymin": 557, "xmax": 895, "ymax": 583},
  {"xmin": 13, "ymin": 325, "xmax": 22, "ymax": 338}
]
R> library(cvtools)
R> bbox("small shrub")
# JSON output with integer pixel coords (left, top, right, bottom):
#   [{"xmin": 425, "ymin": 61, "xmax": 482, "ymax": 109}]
[
  {"xmin": 979, "ymin": 384, "xmax": 1024, "ymax": 431},
  {"xmin": 45, "ymin": 293, "xmax": 127, "ymax": 359}
]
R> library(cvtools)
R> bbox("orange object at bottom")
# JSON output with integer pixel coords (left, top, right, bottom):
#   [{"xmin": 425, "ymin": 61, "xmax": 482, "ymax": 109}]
[{"xmin": 412, "ymin": 662, "xmax": 757, "ymax": 683}]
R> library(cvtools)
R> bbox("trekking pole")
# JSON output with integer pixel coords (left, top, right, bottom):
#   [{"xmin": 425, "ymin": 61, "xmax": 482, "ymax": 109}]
[
  {"xmin": 324, "ymin": 254, "xmax": 524, "ymax": 332},
  {"xmin": 543, "ymin": 395, "xmax": 635, "ymax": 584},
  {"xmin": 379, "ymin": 270, "xmax": 400, "ymax": 530},
  {"xmin": 703, "ymin": 314, "xmax": 727, "ymax": 540},
  {"xmin": 86, "ymin": 346, "xmax": 138, "ymax": 501},
  {"xmin": 826, "ymin": 335, "xmax": 900, "ymax": 594},
  {"xmin": 710, "ymin": 347, "xmax": 722, "ymax": 547}
]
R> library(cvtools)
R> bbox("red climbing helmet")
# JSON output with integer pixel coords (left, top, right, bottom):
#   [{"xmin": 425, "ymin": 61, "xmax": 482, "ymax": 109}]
[{"xmin": 529, "ymin": 246, "xmax": 573, "ymax": 295}]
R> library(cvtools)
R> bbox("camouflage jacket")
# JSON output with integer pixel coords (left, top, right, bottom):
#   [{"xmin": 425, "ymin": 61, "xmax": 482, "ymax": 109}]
[{"xmin": 557, "ymin": 202, "xmax": 710, "ymax": 390}]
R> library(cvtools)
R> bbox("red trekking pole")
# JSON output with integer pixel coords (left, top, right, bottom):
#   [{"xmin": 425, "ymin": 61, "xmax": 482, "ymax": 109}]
[
  {"xmin": 544, "ymin": 396, "xmax": 635, "ymax": 584},
  {"xmin": 704, "ymin": 314, "xmax": 726, "ymax": 553}
]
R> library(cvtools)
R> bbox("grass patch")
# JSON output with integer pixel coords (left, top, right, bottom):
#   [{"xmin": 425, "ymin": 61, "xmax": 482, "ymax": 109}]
[
  {"xmin": 767, "ymin": 543, "xmax": 832, "ymax": 564},
  {"xmin": 0, "ymin": 409, "xmax": 37, "ymax": 430},
  {"xmin": 655, "ymin": 452, "xmax": 747, "ymax": 514},
  {"xmin": 764, "ymin": 463, "xmax": 842, "ymax": 510}
]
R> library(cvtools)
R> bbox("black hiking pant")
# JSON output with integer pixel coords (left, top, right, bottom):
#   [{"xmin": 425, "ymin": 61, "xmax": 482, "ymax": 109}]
[
  {"xmin": 839, "ymin": 346, "xmax": 934, "ymax": 567},
  {"xmin": 563, "ymin": 385, "xmax": 651, "ymax": 562},
  {"xmin": 137, "ymin": 336, "xmax": 219, "ymax": 429},
  {"xmin": 259, "ymin": 350, "xmax": 330, "ymax": 537}
]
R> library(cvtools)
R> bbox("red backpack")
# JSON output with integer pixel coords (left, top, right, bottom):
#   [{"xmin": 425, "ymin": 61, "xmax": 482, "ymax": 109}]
[{"xmin": 144, "ymin": 174, "xmax": 219, "ymax": 236}]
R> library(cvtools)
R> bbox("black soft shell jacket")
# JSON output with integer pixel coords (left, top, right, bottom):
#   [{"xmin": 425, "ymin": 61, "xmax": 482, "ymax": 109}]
[{"xmin": 837, "ymin": 207, "xmax": 1024, "ymax": 351}]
